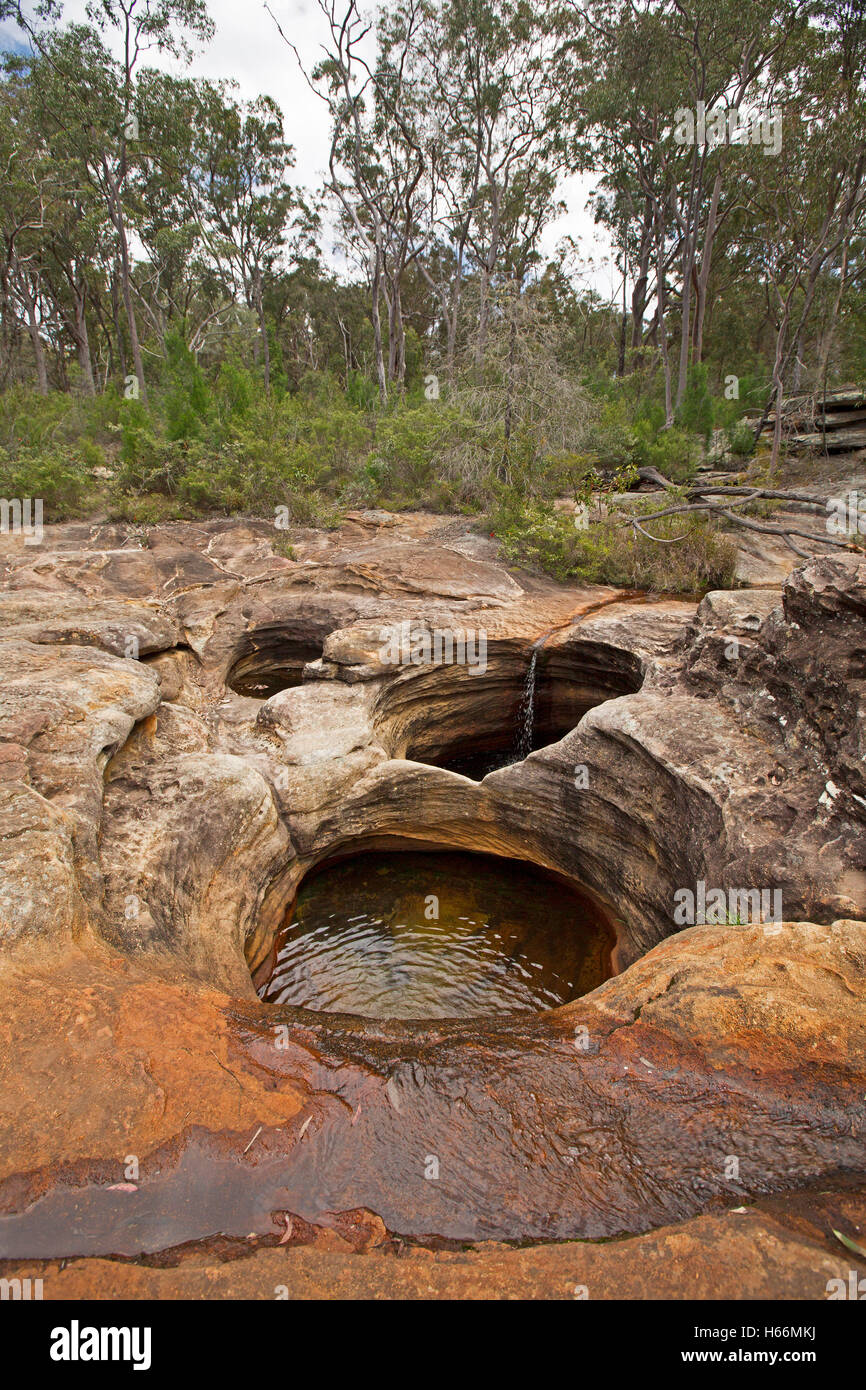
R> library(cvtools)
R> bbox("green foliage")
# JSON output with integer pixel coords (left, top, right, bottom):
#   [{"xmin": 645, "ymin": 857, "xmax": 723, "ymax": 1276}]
[
  {"xmin": 710, "ymin": 371, "xmax": 769, "ymax": 428},
  {"xmin": 832, "ymin": 1228, "xmax": 866, "ymax": 1259},
  {"xmin": 631, "ymin": 422, "xmax": 700, "ymax": 482},
  {"xmin": 215, "ymin": 358, "xmax": 255, "ymax": 418},
  {"xmin": 0, "ymin": 386, "xmax": 118, "ymax": 517},
  {"xmin": 0, "ymin": 444, "xmax": 90, "ymax": 517},
  {"xmin": 162, "ymin": 331, "xmax": 211, "ymax": 441},
  {"xmin": 676, "ymin": 365, "xmax": 714, "ymax": 443},
  {"xmin": 357, "ymin": 404, "xmax": 499, "ymax": 511},
  {"xmin": 490, "ymin": 493, "xmax": 737, "ymax": 593},
  {"xmin": 0, "ymin": 383, "xmax": 121, "ymax": 450},
  {"xmin": 0, "ymin": 369, "xmax": 737, "ymax": 541},
  {"xmin": 272, "ymin": 535, "xmax": 298, "ymax": 560},
  {"xmin": 344, "ymin": 370, "xmax": 378, "ymax": 410},
  {"xmin": 78, "ymin": 437, "xmax": 107, "ymax": 470},
  {"xmin": 725, "ymin": 420, "xmax": 757, "ymax": 459},
  {"xmin": 113, "ymin": 375, "xmax": 373, "ymax": 521},
  {"xmin": 578, "ymin": 390, "xmax": 699, "ymax": 484},
  {"xmin": 587, "ymin": 396, "xmax": 636, "ymax": 466}
]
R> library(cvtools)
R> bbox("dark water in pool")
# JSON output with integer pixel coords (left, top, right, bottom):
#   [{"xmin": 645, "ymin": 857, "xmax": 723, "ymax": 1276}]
[
  {"xmin": 230, "ymin": 665, "xmax": 305, "ymax": 698},
  {"xmin": 257, "ymin": 851, "xmax": 613, "ymax": 1019}
]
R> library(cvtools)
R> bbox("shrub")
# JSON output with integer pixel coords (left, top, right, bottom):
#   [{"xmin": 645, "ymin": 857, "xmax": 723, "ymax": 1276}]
[
  {"xmin": 631, "ymin": 422, "xmax": 700, "ymax": 483},
  {"xmin": 490, "ymin": 495, "xmax": 737, "ymax": 593},
  {"xmin": 0, "ymin": 444, "xmax": 90, "ymax": 517},
  {"xmin": 676, "ymin": 364, "xmax": 714, "ymax": 442},
  {"xmin": 0, "ymin": 361, "xmax": 728, "ymax": 551},
  {"xmin": 162, "ymin": 332, "xmax": 211, "ymax": 442},
  {"xmin": 726, "ymin": 421, "xmax": 757, "ymax": 459}
]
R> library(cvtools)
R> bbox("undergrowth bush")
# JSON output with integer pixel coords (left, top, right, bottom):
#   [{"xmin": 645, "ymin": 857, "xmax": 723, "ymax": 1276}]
[
  {"xmin": 0, "ymin": 443, "xmax": 90, "ymax": 516},
  {"xmin": 489, "ymin": 493, "xmax": 737, "ymax": 592},
  {"xmin": 0, "ymin": 360, "xmax": 759, "ymax": 594}
]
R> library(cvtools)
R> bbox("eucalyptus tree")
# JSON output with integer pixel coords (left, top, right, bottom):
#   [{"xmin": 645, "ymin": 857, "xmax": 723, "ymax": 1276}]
[
  {"xmin": 127, "ymin": 69, "xmax": 203, "ymax": 355},
  {"xmin": 1, "ymin": 27, "xmax": 122, "ymax": 394},
  {"xmin": 0, "ymin": 69, "xmax": 55, "ymax": 390},
  {"xmin": 270, "ymin": 0, "xmax": 559, "ymax": 396},
  {"xmin": 555, "ymin": 0, "xmax": 815, "ymax": 415},
  {"xmin": 796, "ymin": 0, "xmax": 866, "ymax": 393},
  {"xmin": 129, "ymin": 68, "xmax": 249, "ymax": 364},
  {"xmin": 183, "ymin": 83, "xmax": 306, "ymax": 393},
  {"xmin": 556, "ymin": 0, "xmax": 686, "ymax": 420},
  {"xmin": 81, "ymin": 0, "xmax": 213, "ymax": 401},
  {"xmin": 420, "ymin": 0, "xmax": 560, "ymax": 374},
  {"xmin": 726, "ymin": 6, "xmax": 866, "ymax": 463},
  {"xmin": 367, "ymin": 0, "xmax": 437, "ymax": 388},
  {"xmin": 269, "ymin": 0, "xmax": 392, "ymax": 400}
]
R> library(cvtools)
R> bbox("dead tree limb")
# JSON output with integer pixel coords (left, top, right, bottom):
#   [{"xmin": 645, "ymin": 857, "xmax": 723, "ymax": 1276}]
[{"xmin": 617, "ymin": 469, "xmax": 858, "ymax": 555}]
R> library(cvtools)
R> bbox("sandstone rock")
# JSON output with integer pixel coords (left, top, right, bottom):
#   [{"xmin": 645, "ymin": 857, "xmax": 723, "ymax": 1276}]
[
  {"xmin": 0, "ymin": 515, "xmax": 863, "ymax": 1297},
  {"xmin": 0, "ymin": 784, "xmax": 86, "ymax": 945},
  {"xmin": 0, "ymin": 920, "xmax": 862, "ymax": 1255},
  {"xmin": 6, "ymin": 1194, "xmax": 861, "ymax": 1299}
]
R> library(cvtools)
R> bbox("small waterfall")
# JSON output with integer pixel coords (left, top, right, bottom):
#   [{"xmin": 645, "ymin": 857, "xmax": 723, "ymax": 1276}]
[{"xmin": 516, "ymin": 647, "xmax": 539, "ymax": 759}]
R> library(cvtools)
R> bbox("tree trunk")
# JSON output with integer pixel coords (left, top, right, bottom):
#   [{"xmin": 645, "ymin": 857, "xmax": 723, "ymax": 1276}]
[
  {"xmin": 386, "ymin": 282, "xmax": 398, "ymax": 382},
  {"xmin": 790, "ymin": 314, "xmax": 808, "ymax": 392},
  {"xmin": 18, "ymin": 267, "xmax": 49, "ymax": 395},
  {"xmin": 73, "ymin": 286, "xmax": 96, "ymax": 397},
  {"xmin": 111, "ymin": 267, "xmax": 127, "ymax": 382},
  {"xmin": 617, "ymin": 256, "xmax": 628, "ymax": 377},
  {"xmin": 817, "ymin": 238, "xmax": 849, "ymax": 391},
  {"xmin": 118, "ymin": 229, "xmax": 146, "ymax": 402},
  {"xmin": 254, "ymin": 271, "xmax": 271, "ymax": 394},
  {"xmin": 630, "ymin": 211, "xmax": 652, "ymax": 354},
  {"xmin": 475, "ymin": 263, "xmax": 491, "ymax": 376},
  {"xmin": 103, "ymin": 158, "xmax": 147, "ymax": 404},
  {"xmin": 675, "ymin": 224, "xmax": 694, "ymax": 410},
  {"xmin": 769, "ymin": 302, "xmax": 791, "ymax": 471},
  {"xmin": 446, "ymin": 265, "xmax": 463, "ymax": 376},
  {"xmin": 388, "ymin": 279, "xmax": 406, "ymax": 387},
  {"xmin": 694, "ymin": 169, "xmax": 722, "ymax": 366},
  {"xmin": 654, "ymin": 208, "xmax": 674, "ymax": 427},
  {"xmin": 370, "ymin": 242, "xmax": 387, "ymax": 405}
]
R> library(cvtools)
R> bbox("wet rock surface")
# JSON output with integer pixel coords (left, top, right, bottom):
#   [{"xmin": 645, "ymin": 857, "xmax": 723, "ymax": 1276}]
[
  {"xmin": 0, "ymin": 512, "xmax": 864, "ymax": 1295},
  {"xmin": 7, "ymin": 1185, "xmax": 865, "ymax": 1300}
]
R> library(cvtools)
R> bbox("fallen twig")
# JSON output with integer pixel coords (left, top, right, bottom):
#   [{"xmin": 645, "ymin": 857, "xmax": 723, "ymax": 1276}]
[{"xmin": 619, "ymin": 470, "xmax": 857, "ymax": 556}]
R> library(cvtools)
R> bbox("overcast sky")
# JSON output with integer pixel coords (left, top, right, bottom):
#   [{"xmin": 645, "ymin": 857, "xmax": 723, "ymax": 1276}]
[{"xmin": 3, "ymin": 0, "xmax": 616, "ymax": 296}]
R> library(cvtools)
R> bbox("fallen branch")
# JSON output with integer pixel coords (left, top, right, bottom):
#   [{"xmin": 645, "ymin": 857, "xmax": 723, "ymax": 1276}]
[
  {"xmin": 713, "ymin": 507, "xmax": 814, "ymax": 559},
  {"xmin": 626, "ymin": 517, "xmax": 689, "ymax": 544},
  {"xmin": 636, "ymin": 466, "xmax": 680, "ymax": 491},
  {"xmin": 688, "ymin": 484, "xmax": 831, "ymax": 506},
  {"xmin": 617, "ymin": 470, "xmax": 857, "ymax": 556}
]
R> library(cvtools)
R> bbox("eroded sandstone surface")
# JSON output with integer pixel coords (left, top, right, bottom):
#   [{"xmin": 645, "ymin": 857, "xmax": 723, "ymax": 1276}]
[{"xmin": 0, "ymin": 512, "xmax": 864, "ymax": 1297}]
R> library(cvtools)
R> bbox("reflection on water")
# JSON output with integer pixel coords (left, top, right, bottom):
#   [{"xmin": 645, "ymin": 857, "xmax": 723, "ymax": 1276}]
[
  {"xmin": 258, "ymin": 851, "xmax": 613, "ymax": 1019},
  {"xmin": 229, "ymin": 664, "xmax": 306, "ymax": 698}
]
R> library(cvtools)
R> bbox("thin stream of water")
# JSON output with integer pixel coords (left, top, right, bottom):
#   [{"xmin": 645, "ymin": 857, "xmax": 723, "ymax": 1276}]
[{"xmin": 516, "ymin": 645, "xmax": 540, "ymax": 759}]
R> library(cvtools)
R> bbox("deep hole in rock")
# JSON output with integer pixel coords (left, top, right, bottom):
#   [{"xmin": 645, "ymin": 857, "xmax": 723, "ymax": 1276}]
[
  {"xmin": 254, "ymin": 848, "xmax": 615, "ymax": 1020},
  {"xmin": 227, "ymin": 633, "xmax": 324, "ymax": 698},
  {"xmin": 376, "ymin": 640, "xmax": 644, "ymax": 780}
]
